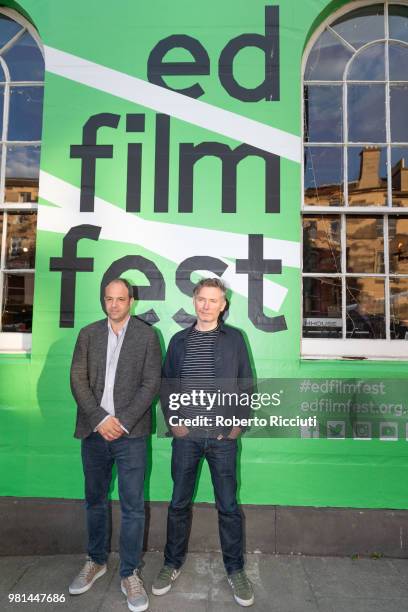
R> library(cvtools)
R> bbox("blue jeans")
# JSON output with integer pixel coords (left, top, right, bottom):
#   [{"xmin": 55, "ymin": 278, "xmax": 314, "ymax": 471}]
[
  {"xmin": 81, "ymin": 432, "xmax": 146, "ymax": 578},
  {"xmin": 164, "ymin": 436, "xmax": 244, "ymax": 575}
]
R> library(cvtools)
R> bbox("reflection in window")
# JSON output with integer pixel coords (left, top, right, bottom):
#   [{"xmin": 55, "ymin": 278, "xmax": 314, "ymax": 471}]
[
  {"xmin": 303, "ymin": 277, "xmax": 342, "ymax": 338},
  {"xmin": 347, "ymin": 42, "xmax": 385, "ymax": 80},
  {"xmin": 389, "ymin": 42, "xmax": 408, "ymax": 80},
  {"xmin": 8, "ymin": 87, "xmax": 44, "ymax": 141},
  {"xmin": 5, "ymin": 145, "xmax": 40, "ymax": 202},
  {"xmin": 390, "ymin": 148, "xmax": 408, "ymax": 207},
  {"xmin": 331, "ymin": 5, "xmax": 384, "ymax": 48},
  {"xmin": 346, "ymin": 278, "xmax": 385, "ymax": 339},
  {"xmin": 389, "ymin": 4, "xmax": 408, "ymax": 43},
  {"xmin": 0, "ymin": 12, "xmax": 43, "ymax": 335},
  {"xmin": 346, "ymin": 216, "xmax": 384, "ymax": 273},
  {"xmin": 348, "ymin": 146, "xmax": 387, "ymax": 207},
  {"xmin": 348, "ymin": 85, "xmax": 386, "ymax": 142},
  {"xmin": 304, "ymin": 6, "xmax": 408, "ymax": 209},
  {"xmin": 304, "ymin": 147, "xmax": 343, "ymax": 206},
  {"xmin": 304, "ymin": 29, "xmax": 353, "ymax": 81},
  {"xmin": 390, "ymin": 278, "xmax": 408, "ymax": 339},
  {"xmin": 0, "ymin": 14, "xmax": 22, "ymax": 49},
  {"xmin": 390, "ymin": 86, "xmax": 408, "ymax": 142},
  {"xmin": 2, "ymin": 273, "xmax": 34, "ymax": 332},
  {"xmin": 303, "ymin": 215, "xmax": 341, "ymax": 273},
  {"xmin": 389, "ymin": 216, "xmax": 408, "ymax": 274},
  {"xmin": 304, "ymin": 86, "xmax": 342, "ymax": 143},
  {"xmin": 5, "ymin": 212, "xmax": 37, "ymax": 269},
  {"xmin": 303, "ymin": 4, "xmax": 408, "ymax": 349},
  {"xmin": 3, "ymin": 31, "xmax": 44, "ymax": 81}
]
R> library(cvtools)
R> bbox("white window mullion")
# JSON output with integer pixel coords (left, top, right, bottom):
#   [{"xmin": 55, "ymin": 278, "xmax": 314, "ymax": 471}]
[
  {"xmin": 343, "ymin": 70, "xmax": 348, "ymax": 209},
  {"xmin": 342, "ymin": 37, "xmax": 348, "ymax": 340},
  {"xmin": 303, "ymin": 272, "xmax": 388, "ymax": 278},
  {"xmin": 341, "ymin": 213, "xmax": 347, "ymax": 339},
  {"xmin": 385, "ymin": 2, "xmax": 392, "ymax": 210},
  {"xmin": 0, "ymin": 27, "xmax": 25, "ymax": 57},
  {"xmin": 0, "ymin": 58, "xmax": 9, "ymax": 205},
  {"xmin": 384, "ymin": 214, "xmax": 391, "ymax": 340},
  {"xmin": 0, "ymin": 43, "xmax": 10, "ymax": 333},
  {"xmin": 0, "ymin": 209, "xmax": 7, "ymax": 331},
  {"xmin": 384, "ymin": 2, "xmax": 391, "ymax": 341},
  {"xmin": 327, "ymin": 25, "xmax": 357, "ymax": 53}
]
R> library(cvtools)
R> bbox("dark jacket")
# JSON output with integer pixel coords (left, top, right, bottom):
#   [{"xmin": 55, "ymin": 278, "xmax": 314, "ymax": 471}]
[
  {"xmin": 70, "ymin": 316, "xmax": 162, "ymax": 439},
  {"xmin": 161, "ymin": 322, "xmax": 254, "ymax": 434}
]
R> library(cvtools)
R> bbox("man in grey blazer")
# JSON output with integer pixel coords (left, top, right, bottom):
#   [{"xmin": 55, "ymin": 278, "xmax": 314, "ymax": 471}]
[{"xmin": 69, "ymin": 278, "xmax": 161, "ymax": 612}]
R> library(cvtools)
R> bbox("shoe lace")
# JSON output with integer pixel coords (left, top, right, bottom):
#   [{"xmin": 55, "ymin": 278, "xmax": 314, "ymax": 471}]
[
  {"xmin": 158, "ymin": 565, "xmax": 176, "ymax": 581},
  {"xmin": 79, "ymin": 559, "xmax": 95, "ymax": 578},
  {"xmin": 126, "ymin": 571, "xmax": 144, "ymax": 596},
  {"xmin": 230, "ymin": 571, "xmax": 249, "ymax": 590}
]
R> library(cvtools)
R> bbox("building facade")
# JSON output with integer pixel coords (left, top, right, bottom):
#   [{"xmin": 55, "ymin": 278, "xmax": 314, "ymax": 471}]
[{"xmin": 0, "ymin": 0, "xmax": 408, "ymax": 552}]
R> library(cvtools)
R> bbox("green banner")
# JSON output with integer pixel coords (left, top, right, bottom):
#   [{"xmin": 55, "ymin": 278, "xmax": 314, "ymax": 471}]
[{"xmin": 0, "ymin": 0, "xmax": 408, "ymax": 509}]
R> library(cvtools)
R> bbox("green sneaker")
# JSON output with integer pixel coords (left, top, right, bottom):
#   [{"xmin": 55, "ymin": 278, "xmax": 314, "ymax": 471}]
[
  {"xmin": 151, "ymin": 565, "xmax": 181, "ymax": 595},
  {"xmin": 227, "ymin": 570, "xmax": 254, "ymax": 607}
]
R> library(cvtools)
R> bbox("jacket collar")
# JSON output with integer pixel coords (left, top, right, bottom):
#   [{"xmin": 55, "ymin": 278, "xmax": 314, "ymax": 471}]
[{"xmin": 179, "ymin": 320, "xmax": 227, "ymax": 339}]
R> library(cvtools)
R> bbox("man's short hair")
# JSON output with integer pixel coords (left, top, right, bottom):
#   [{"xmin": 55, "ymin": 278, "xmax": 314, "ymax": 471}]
[
  {"xmin": 193, "ymin": 277, "xmax": 227, "ymax": 299},
  {"xmin": 104, "ymin": 278, "xmax": 134, "ymax": 299}
]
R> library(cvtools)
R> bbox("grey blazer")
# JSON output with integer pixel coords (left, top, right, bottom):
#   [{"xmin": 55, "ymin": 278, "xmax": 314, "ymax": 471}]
[{"xmin": 70, "ymin": 316, "xmax": 162, "ymax": 439}]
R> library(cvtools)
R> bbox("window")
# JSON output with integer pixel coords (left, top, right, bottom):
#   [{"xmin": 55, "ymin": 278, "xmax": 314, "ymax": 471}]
[
  {"xmin": 302, "ymin": 2, "xmax": 408, "ymax": 359},
  {"xmin": 0, "ymin": 9, "xmax": 44, "ymax": 351}
]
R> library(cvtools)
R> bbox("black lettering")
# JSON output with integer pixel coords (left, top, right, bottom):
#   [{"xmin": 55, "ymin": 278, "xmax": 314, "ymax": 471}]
[
  {"xmin": 147, "ymin": 34, "xmax": 210, "ymax": 98},
  {"xmin": 126, "ymin": 114, "xmax": 145, "ymax": 212},
  {"xmin": 236, "ymin": 234, "xmax": 286, "ymax": 332},
  {"xmin": 50, "ymin": 224, "xmax": 101, "ymax": 328},
  {"xmin": 70, "ymin": 113, "xmax": 120, "ymax": 212},
  {"xmin": 174, "ymin": 256, "xmax": 228, "ymax": 327},
  {"xmin": 179, "ymin": 141, "xmax": 279, "ymax": 213},
  {"xmin": 100, "ymin": 255, "xmax": 165, "ymax": 324},
  {"xmin": 218, "ymin": 6, "xmax": 279, "ymax": 102},
  {"xmin": 154, "ymin": 114, "xmax": 170, "ymax": 212}
]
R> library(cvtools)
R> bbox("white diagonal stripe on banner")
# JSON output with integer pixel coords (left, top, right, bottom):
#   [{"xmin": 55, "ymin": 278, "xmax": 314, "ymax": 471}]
[
  {"xmin": 43, "ymin": 45, "xmax": 301, "ymax": 163},
  {"xmin": 38, "ymin": 171, "xmax": 300, "ymax": 312}
]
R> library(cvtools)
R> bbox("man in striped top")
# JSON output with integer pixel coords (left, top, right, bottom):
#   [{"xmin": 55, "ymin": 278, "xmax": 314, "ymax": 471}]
[{"xmin": 153, "ymin": 278, "xmax": 255, "ymax": 607}]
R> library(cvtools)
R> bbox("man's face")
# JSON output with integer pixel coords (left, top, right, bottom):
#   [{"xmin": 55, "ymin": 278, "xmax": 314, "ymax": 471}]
[
  {"xmin": 104, "ymin": 281, "xmax": 133, "ymax": 324},
  {"xmin": 193, "ymin": 286, "xmax": 226, "ymax": 327}
]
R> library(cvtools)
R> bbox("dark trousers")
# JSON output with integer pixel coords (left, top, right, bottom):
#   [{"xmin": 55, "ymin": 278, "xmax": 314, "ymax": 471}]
[
  {"xmin": 81, "ymin": 432, "xmax": 146, "ymax": 578},
  {"xmin": 164, "ymin": 436, "xmax": 244, "ymax": 575}
]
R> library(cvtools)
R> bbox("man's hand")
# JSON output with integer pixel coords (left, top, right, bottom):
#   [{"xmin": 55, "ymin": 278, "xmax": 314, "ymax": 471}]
[
  {"xmin": 226, "ymin": 426, "xmax": 241, "ymax": 440},
  {"xmin": 97, "ymin": 416, "xmax": 124, "ymax": 441},
  {"xmin": 171, "ymin": 424, "xmax": 189, "ymax": 438}
]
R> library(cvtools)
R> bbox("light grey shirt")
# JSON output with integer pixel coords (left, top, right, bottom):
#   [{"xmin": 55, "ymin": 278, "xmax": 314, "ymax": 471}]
[{"xmin": 96, "ymin": 317, "xmax": 130, "ymax": 432}]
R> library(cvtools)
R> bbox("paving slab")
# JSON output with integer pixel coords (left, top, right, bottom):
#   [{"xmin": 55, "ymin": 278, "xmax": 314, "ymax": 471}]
[
  {"xmin": 256, "ymin": 554, "xmax": 318, "ymax": 611},
  {"xmin": 0, "ymin": 556, "xmax": 36, "ymax": 594},
  {"xmin": 1, "ymin": 551, "xmax": 408, "ymax": 612},
  {"xmin": 316, "ymin": 597, "xmax": 408, "ymax": 612},
  {"xmin": 301, "ymin": 555, "xmax": 408, "ymax": 600},
  {"xmin": 388, "ymin": 557, "xmax": 408, "ymax": 578}
]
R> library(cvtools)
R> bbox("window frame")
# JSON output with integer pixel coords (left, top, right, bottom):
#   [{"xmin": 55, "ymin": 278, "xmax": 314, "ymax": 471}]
[
  {"xmin": 0, "ymin": 7, "xmax": 44, "ymax": 353},
  {"xmin": 301, "ymin": 0, "xmax": 408, "ymax": 360}
]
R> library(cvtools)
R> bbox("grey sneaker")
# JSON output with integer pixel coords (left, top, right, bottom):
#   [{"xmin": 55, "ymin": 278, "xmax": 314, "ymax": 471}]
[
  {"xmin": 152, "ymin": 565, "xmax": 181, "ymax": 595},
  {"xmin": 68, "ymin": 558, "xmax": 107, "ymax": 595},
  {"xmin": 227, "ymin": 570, "xmax": 254, "ymax": 607},
  {"xmin": 121, "ymin": 570, "xmax": 149, "ymax": 612}
]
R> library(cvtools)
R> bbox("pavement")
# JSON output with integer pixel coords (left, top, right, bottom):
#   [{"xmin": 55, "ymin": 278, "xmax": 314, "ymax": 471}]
[{"xmin": 1, "ymin": 551, "xmax": 408, "ymax": 612}]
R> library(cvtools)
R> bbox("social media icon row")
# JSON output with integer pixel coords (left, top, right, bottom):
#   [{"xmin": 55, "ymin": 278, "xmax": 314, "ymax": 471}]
[{"xmin": 300, "ymin": 421, "xmax": 402, "ymax": 440}]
